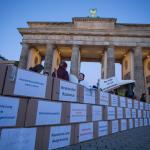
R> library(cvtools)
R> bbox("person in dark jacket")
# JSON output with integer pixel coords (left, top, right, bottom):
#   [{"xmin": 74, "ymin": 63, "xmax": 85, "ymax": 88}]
[
  {"xmin": 29, "ymin": 64, "xmax": 44, "ymax": 73},
  {"xmin": 140, "ymin": 93, "xmax": 146, "ymax": 102},
  {"xmin": 52, "ymin": 61, "xmax": 69, "ymax": 81}
]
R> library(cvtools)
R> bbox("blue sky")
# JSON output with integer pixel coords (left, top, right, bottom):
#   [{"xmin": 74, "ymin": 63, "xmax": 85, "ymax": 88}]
[{"xmin": 0, "ymin": 0, "xmax": 150, "ymax": 85}]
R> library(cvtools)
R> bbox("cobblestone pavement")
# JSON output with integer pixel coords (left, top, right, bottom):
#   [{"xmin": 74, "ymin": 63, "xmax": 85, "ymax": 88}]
[{"xmin": 58, "ymin": 126, "xmax": 150, "ymax": 150}]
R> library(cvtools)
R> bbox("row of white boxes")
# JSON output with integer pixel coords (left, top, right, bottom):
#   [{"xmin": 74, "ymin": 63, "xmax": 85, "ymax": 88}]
[
  {"xmin": 0, "ymin": 64, "xmax": 150, "ymax": 150},
  {"xmin": 1, "ymin": 64, "xmax": 150, "ymax": 109},
  {"xmin": 0, "ymin": 96, "xmax": 150, "ymax": 128},
  {"xmin": 0, "ymin": 117, "xmax": 150, "ymax": 150}
]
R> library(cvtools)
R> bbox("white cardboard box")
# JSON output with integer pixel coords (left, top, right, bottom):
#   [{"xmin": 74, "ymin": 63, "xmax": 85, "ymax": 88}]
[
  {"xmin": 99, "ymin": 91, "xmax": 110, "ymax": 106},
  {"xmin": 110, "ymin": 94, "xmax": 119, "ymax": 107}
]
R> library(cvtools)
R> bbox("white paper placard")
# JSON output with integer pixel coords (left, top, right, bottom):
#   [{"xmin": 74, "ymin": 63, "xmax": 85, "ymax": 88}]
[
  {"xmin": 137, "ymin": 110, "xmax": 142, "ymax": 118},
  {"xmin": 79, "ymin": 122, "xmax": 93, "ymax": 142},
  {"xmin": 125, "ymin": 108, "xmax": 131, "ymax": 118},
  {"xmin": 134, "ymin": 119, "xmax": 139, "ymax": 127},
  {"xmin": 117, "ymin": 107, "xmax": 123, "ymax": 119},
  {"xmin": 119, "ymin": 96, "xmax": 126, "ymax": 107},
  {"xmin": 0, "ymin": 96, "xmax": 19, "ymax": 126},
  {"xmin": 143, "ymin": 110, "xmax": 147, "ymax": 118},
  {"xmin": 134, "ymin": 100, "xmax": 139, "ymax": 109},
  {"xmin": 131, "ymin": 109, "xmax": 136, "ymax": 118},
  {"xmin": 146, "ymin": 111, "xmax": 150, "ymax": 118},
  {"xmin": 70, "ymin": 103, "xmax": 87, "ymax": 123},
  {"xmin": 128, "ymin": 119, "xmax": 133, "ymax": 129},
  {"xmin": 145, "ymin": 103, "xmax": 149, "ymax": 110},
  {"xmin": 36, "ymin": 101, "xmax": 62, "ymax": 125},
  {"xmin": 144, "ymin": 118, "xmax": 148, "ymax": 125},
  {"xmin": 140, "ymin": 119, "xmax": 143, "ymax": 127},
  {"xmin": 49, "ymin": 125, "xmax": 71, "ymax": 150},
  {"xmin": 98, "ymin": 121, "xmax": 108, "ymax": 137},
  {"xmin": 59, "ymin": 80, "xmax": 77, "ymax": 102},
  {"xmin": 110, "ymin": 95, "xmax": 118, "ymax": 107},
  {"xmin": 112, "ymin": 120, "xmax": 119, "ymax": 133},
  {"xmin": 14, "ymin": 69, "xmax": 47, "ymax": 98},
  {"xmin": 107, "ymin": 107, "xmax": 115, "ymax": 120},
  {"xmin": 121, "ymin": 119, "xmax": 127, "ymax": 131},
  {"xmin": 127, "ymin": 99, "xmax": 132, "ymax": 108},
  {"xmin": 140, "ymin": 102, "xmax": 143, "ymax": 110},
  {"xmin": 84, "ymin": 88, "xmax": 95, "ymax": 104},
  {"xmin": 100, "ymin": 92, "xmax": 109, "ymax": 106},
  {"xmin": 0, "ymin": 128, "xmax": 36, "ymax": 150},
  {"xmin": 92, "ymin": 105, "xmax": 102, "ymax": 121}
]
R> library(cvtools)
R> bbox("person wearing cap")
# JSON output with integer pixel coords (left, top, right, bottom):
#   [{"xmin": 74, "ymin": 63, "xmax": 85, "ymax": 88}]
[{"xmin": 52, "ymin": 61, "xmax": 69, "ymax": 81}]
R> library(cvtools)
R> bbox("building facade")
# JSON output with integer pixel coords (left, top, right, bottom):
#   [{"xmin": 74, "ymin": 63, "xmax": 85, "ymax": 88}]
[{"xmin": 18, "ymin": 17, "xmax": 150, "ymax": 100}]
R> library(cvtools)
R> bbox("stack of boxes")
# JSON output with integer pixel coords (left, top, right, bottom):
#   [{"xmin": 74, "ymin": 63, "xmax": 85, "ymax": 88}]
[{"xmin": 0, "ymin": 64, "xmax": 150, "ymax": 150}]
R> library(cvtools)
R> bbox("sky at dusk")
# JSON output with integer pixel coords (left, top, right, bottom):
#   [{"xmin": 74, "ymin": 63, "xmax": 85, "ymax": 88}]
[{"xmin": 0, "ymin": 0, "xmax": 150, "ymax": 85}]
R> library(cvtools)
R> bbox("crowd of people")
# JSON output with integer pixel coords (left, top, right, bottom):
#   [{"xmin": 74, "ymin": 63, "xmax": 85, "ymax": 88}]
[{"xmin": 29, "ymin": 61, "xmax": 147, "ymax": 102}]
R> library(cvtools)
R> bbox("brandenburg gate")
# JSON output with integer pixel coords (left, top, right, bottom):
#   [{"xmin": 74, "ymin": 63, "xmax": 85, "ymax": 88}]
[{"xmin": 18, "ymin": 17, "xmax": 150, "ymax": 100}]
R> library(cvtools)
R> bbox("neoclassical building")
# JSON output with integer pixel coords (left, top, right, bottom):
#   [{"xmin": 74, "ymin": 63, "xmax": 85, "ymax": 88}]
[{"xmin": 18, "ymin": 17, "xmax": 150, "ymax": 100}]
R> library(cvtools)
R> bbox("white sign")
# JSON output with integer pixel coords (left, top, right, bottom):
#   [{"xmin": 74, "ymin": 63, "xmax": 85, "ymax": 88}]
[
  {"xmin": 128, "ymin": 119, "xmax": 133, "ymax": 129},
  {"xmin": 36, "ymin": 101, "xmax": 62, "ymax": 125},
  {"xmin": 143, "ymin": 110, "xmax": 147, "ymax": 118},
  {"xmin": 112, "ymin": 120, "xmax": 119, "ymax": 133},
  {"xmin": 125, "ymin": 108, "xmax": 131, "ymax": 118},
  {"xmin": 140, "ymin": 102, "xmax": 143, "ymax": 110},
  {"xmin": 117, "ymin": 107, "xmax": 123, "ymax": 119},
  {"xmin": 131, "ymin": 109, "xmax": 137, "ymax": 118},
  {"xmin": 121, "ymin": 119, "xmax": 127, "ymax": 131},
  {"xmin": 119, "ymin": 96, "xmax": 126, "ymax": 107},
  {"xmin": 127, "ymin": 99, "xmax": 132, "ymax": 108},
  {"xmin": 99, "ymin": 92, "xmax": 109, "ymax": 106},
  {"xmin": 140, "ymin": 119, "xmax": 143, "ymax": 127},
  {"xmin": 134, "ymin": 100, "xmax": 139, "ymax": 109},
  {"xmin": 0, "ymin": 128, "xmax": 36, "ymax": 150},
  {"xmin": 145, "ymin": 119, "xmax": 148, "ymax": 126},
  {"xmin": 79, "ymin": 122, "xmax": 93, "ymax": 142},
  {"xmin": 100, "ymin": 77, "xmax": 118, "ymax": 91},
  {"xmin": 0, "ymin": 96, "xmax": 19, "ymax": 126},
  {"xmin": 70, "ymin": 103, "xmax": 87, "ymax": 123},
  {"xmin": 49, "ymin": 125, "xmax": 71, "ymax": 150},
  {"xmin": 92, "ymin": 105, "xmax": 102, "ymax": 121},
  {"xmin": 98, "ymin": 121, "xmax": 108, "ymax": 137},
  {"xmin": 59, "ymin": 80, "xmax": 77, "ymax": 102},
  {"xmin": 107, "ymin": 107, "xmax": 115, "ymax": 120},
  {"xmin": 137, "ymin": 110, "xmax": 142, "ymax": 118},
  {"xmin": 110, "ymin": 95, "xmax": 118, "ymax": 107},
  {"xmin": 14, "ymin": 69, "xmax": 47, "ymax": 98},
  {"xmin": 146, "ymin": 111, "xmax": 150, "ymax": 118},
  {"xmin": 145, "ymin": 103, "xmax": 149, "ymax": 110},
  {"xmin": 134, "ymin": 119, "xmax": 139, "ymax": 127},
  {"xmin": 84, "ymin": 88, "xmax": 95, "ymax": 104}
]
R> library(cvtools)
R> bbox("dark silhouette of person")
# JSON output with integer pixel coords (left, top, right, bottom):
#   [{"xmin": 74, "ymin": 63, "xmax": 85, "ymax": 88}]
[
  {"xmin": 140, "ymin": 93, "xmax": 146, "ymax": 102},
  {"xmin": 29, "ymin": 64, "xmax": 44, "ymax": 73},
  {"xmin": 52, "ymin": 61, "xmax": 69, "ymax": 81}
]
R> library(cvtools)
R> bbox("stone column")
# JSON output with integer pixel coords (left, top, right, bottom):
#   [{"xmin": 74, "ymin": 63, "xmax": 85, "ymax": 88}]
[
  {"xmin": 102, "ymin": 46, "xmax": 115, "ymax": 78},
  {"xmin": 107, "ymin": 45, "xmax": 115, "ymax": 78},
  {"xmin": 133, "ymin": 46, "xmax": 145, "ymax": 99},
  {"xmin": 70, "ymin": 45, "xmax": 81, "ymax": 77},
  {"xmin": 18, "ymin": 43, "xmax": 29, "ymax": 69},
  {"xmin": 43, "ymin": 43, "xmax": 55, "ymax": 75}
]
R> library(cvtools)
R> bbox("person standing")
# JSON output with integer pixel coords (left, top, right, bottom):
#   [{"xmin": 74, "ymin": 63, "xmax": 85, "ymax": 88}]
[
  {"xmin": 52, "ymin": 61, "xmax": 69, "ymax": 81},
  {"xmin": 140, "ymin": 93, "xmax": 146, "ymax": 102}
]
